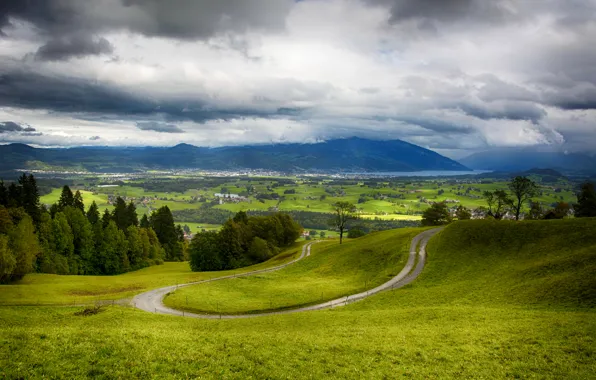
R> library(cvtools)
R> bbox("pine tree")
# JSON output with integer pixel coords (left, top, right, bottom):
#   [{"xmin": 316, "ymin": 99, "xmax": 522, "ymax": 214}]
[
  {"xmin": 127, "ymin": 201, "xmax": 138, "ymax": 227},
  {"xmin": 7, "ymin": 183, "xmax": 21, "ymax": 208},
  {"xmin": 86, "ymin": 201, "xmax": 100, "ymax": 225},
  {"xmin": 574, "ymin": 182, "xmax": 596, "ymax": 218},
  {"xmin": 73, "ymin": 191, "xmax": 85, "ymax": 213},
  {"xmin": 126, "ymin": 225, "xmax": 143, "ymax": 268},
  {"xmin": 112, "ymin": 197, "xmax": 129, "ymax": 231},
  {"xmin": 58, "ymin": 185, "xmax": 75, "ymax": 210},
  {"xmin": 18, "ymin": 174, "xmax": 41, "ymax": 224},
  {"xmin": 140, "ymin": 214, "xmax": 150, "ymax": 228},
  {"xmin": 150, "ymin": 206, "xmax": 180, "ymax": 261},
  {"xmin": 102, "ymin": 209, "xmax": 112, "ymax": 228},
  {"xmin": 63, "ymin": 207, "xmax": 94, "ymax": 274},
  {"xmin": 0, "ymin": 181, "xmax": 8, "ymax": 207}
]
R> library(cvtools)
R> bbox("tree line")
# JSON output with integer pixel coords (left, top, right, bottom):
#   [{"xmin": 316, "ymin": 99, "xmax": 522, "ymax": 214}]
[
  {"xmin": 189, "ymin": 211, "xmax": 302, "ymax": 272},
  {"xmin": 0, "ymin": 174, "xmax": 185, "ymax": 283},
  {"xmin": 421, "ymin": 177, "xmax": 596, "ymax": 226}
]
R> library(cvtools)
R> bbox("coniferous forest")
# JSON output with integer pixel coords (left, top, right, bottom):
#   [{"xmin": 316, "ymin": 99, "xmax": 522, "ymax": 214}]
[{"xmin": 0, "ymin": 174, "xmax": 184, "ymax": 283}]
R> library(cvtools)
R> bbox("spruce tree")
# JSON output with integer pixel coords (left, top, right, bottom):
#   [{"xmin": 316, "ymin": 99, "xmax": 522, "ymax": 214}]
[
  {"xmin": 63, "ymin": 207, "xmax": 94, "ymax": 274},
  {"xmin": 574, "ymin": 182, "xmax": 596, "ymax": 218},
  {"xmin": 73, "ymin": 191, "xmax": 85, "ymax": 213},
  {"xmin": 140, "ymin": 214, "xmax": 150, "ymax": 228},
  {"xmin": 126, "ymin": 225, "xmax": 143, "ymax": 268},
  {"xmin": 18, "ymin": 174, "xmax": 41, "ymax": 224},
  {"xmin": 127, "ymin": 201, "xmax": 138, "ymax": 227},
  {"xmin": 112, "ymin": 197, "xmax": 129, "ymax": 231},
  {"xmin": 0, "ymin": 181, "xmax": 7, "ymax": 207},
  {"xmin": 58, "ymin": 185, "xmax": 74, "ymax": 209},
  {"xmin": 101, "ymin": 209, "xmax": 112, "ymax": 228},
  {"xmin": 86, "ymin": 201, "xmax": 100, "ymax": 225}
]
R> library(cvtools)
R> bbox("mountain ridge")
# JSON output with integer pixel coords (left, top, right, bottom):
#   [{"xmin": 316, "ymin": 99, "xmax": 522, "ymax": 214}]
[{"xmin": 0, "ymin": 137, "xmax": 469, "ymax": 173}]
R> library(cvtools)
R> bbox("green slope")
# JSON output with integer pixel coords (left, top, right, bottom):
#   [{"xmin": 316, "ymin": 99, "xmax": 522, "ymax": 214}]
[
  {"xmin": 164, "ymin": 228, "xmax": 422, "ymax": 314},
  {"xmin": 1, "ymin": 219, "xmax": 595, "ymax": 378}
]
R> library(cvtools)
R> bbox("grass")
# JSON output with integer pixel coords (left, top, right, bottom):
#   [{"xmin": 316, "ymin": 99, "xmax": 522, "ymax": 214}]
[
  {"xmin": 1, "ymin": 218, "xmax": 595, "ymax": 378},
  {"xmin": 163, "ymin": 228, "xmax": 422, "ymax": 314},
  {"xmin": 0, "ymin": 242, "xmax": 307, "ymax": 306}
]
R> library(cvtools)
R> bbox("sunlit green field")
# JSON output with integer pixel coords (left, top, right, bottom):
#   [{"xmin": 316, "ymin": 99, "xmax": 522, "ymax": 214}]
[
  {"xmin": 0, "ymin": 243, "xmax": 306, "ymax": 306},
  {"xmin": 164, "ymin": 228, "xmax": 421, "ymax": 314},
  {"xmin": 1, "ymin": 218, "xmax": 594, "ymax": 378}
]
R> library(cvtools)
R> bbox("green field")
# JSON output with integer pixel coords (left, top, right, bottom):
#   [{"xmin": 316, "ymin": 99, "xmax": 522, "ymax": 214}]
[
  {"xmin": 164, "ymin": 228, "xmax": 421, "ymax": 314},
  {"xmin": 0, "ymin": 242, "xmax": 306, "ymax": 306},
  {"xmin": 1, "ymin": 219, "xmax": 594, "ymax": 378}
]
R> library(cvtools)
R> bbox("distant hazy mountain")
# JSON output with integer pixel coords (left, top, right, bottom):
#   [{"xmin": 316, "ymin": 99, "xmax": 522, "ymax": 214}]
[
  {"xmin": 0, "ymin": 137, "xmax": 469, "ymax": 173},
  {"xmin": 460, "ymin": 149, "xmax": 596, "ymax": 173}
]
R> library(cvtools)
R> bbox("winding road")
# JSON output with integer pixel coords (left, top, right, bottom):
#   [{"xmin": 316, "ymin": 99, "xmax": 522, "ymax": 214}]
[{"xmin": 132, "ymin": 227, "xmax": 443, "ymax": 319}]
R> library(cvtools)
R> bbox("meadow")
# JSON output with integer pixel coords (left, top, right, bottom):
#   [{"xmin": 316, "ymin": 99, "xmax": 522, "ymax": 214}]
[
  {"xmin": 163, "ymin": 228, "xmax": 422, "ymax": 314},
  {"xmin": 1, "ymin": 218, "xmax": 594, "ymax": 378}
]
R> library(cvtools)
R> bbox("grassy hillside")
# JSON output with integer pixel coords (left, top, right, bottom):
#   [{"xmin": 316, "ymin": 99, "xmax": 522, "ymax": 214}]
[
  {"xmin": 1, "ymin": 219, "xmax": 595, "ymax": 378},
  {"xmin": 164, "ymin": 228, "xmax": 422, "ymax": 314},
  {"xmin": 0, "ymin": 242, "xmax": 306, "ymax": 306},
  {"xmin": 408, "ymin": 218, "xmax": 596, "ymax": 309}
]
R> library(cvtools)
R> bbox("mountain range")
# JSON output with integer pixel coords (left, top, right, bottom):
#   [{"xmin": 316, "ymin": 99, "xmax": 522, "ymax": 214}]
[{"xmin": 0, "ymin": 137, "xmax": 469, "ymax": 173}]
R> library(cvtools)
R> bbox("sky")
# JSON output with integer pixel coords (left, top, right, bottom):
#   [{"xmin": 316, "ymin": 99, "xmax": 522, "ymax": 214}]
[{"xmin": 0, "ymin": 0, "xmax": 595, "ymax": 159}]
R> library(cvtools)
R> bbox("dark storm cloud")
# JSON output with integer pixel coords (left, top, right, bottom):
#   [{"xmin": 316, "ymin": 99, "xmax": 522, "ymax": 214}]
[
  {"xmin": 35, "ymin": 35, "xmax": 114, "ymax": 61},
  {"xmin": 0, "ymin": 121, "xmax": 36, "ymax": 133},
  {"xmin": 0, "ymin": 69, "xmax": 281, "ymax": 122},
  {"xmin": 89, "ymin": 136, "xmax": 101, "ymax": 140},
  {"xmin": 136, "ymin": 121, "xmax": 184, "ymax": 133},
  {"xmin": 364, "ymin": 0, "xmax": 514, "ymax": 24},
  {"xmin": 457, "ymin": 102, "xmax": 547, "ymax": 123},
  {"xmin": 0, "ymin": 0, "xmax": 292, "ymax": 40}
]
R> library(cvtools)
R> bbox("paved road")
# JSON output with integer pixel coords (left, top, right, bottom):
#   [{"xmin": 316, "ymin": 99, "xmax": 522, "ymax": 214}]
[{"xmin": 132, "ymin": 227, "xmax": 443, "ymax": 319}]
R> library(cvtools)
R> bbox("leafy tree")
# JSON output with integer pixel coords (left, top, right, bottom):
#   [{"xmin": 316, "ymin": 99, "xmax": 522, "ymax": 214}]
[
  {"xmin": 544, "ymin": 202, "xmax": 571, "ymax": 220},
  {"xmin": 58, "ymin": 185, "xmax": 74, "ymax": 210},
  {"xmin": 219, "ymin": 220, "xmax": 244, "ymax": 268},
  {"xmin": 73, "ymin": 190, "xmax": 85, "ymax": 212},
  {"xmin": 86, "ymin": 201, "xmax": 100, "ymax": 225},
  {"xmin": 8, "ymin": 214, "xmax": 40, "ymax": 281},
  {"xmin": 455, "ymin": 205, "xmax": 471, "ymax": 220},
  {"xmin": 0, "ymin": 207, "xmax": 13, "ymax": 234},
  {"xmin": 126, "ymin": 225, "xmax": 143, "ymax": 268},
  {"xmin": 98, "ymin": 221, "xmax": 129, "ymax": 274},
  {"xmin": 574, "ymin": 182, "xmax": 596, "ymax": 218},
  {"xmin": 331, "ymin": 201, "xmax": 357, "ymax": 244},
  {"xmin": 247, "ymin": 236, "xmax": 271, "ymax": 262},
  {"xmin": 189, "ymin": 231, "xmax": 222, "ymax": 271},
  {"xmin": 233, "ymin": 211, "xmax": 248, "ymax": 224},
  {"xmin": 319, "ymin": 231, "xmax": 326, "ymax": 238},
  {"xmin": 526, "ymin": 201, "xmax": 544, "ymax": 220},
  {"xmin": 183, "ymin": 224, "xmax": 191, "ymax": 235},
  {"xmin": 508, "ymin": 176, "xmax": 539, "ymax": 220},
  {"xmin": 309, "ymin": 230, "xmax": 318, "ymax": 237},
  {"xmin": 421, "ymin": 202, "xmax": 452, "ymax": 226},
  {"xmin": 51, "ymin": 212, "xmax": 74, "ymax": 272},
  {"xmin": 347, "ymin": 227, "xmax": 366, "ymax": 238},
  {"xmin": 0, "ymin": 235, "xmax": 16, "ymax": 283},
  {"xmin": 483, "ymin": 190, "xmax": 512, "ymax": 220}
]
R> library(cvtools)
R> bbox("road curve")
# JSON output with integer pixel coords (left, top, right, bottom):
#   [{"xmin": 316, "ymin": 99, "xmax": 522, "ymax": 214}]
[{"xmin": 132, "ymin": 227, "xmax": 443, "ymax": 319}]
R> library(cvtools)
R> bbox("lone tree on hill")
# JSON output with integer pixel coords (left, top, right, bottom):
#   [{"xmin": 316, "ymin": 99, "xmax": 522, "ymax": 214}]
[
  {"xmin": 331, "ymin": 201, "xmax": 356, "ymax": 244},
  {"xmin": 421, "ymin": 202, "xmax": 452, "ymax": 226},
  {"xmin": 483, "ymin": 189, "xmax": 512, "ymax": 220},
  {"xmin": 574, "ymin": 182, "xmax": 596, "ymax": 218},
  {"xmin": 508, "ymin": 176, "xmax": 539, "ymax": 220}
]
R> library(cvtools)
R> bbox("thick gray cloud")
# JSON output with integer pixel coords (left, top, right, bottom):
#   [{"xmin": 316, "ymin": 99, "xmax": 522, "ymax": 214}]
[
  {"xmin": 35, "ymin": 35, "xmax": 114, "ymax": 61},
  {"xmin": 136, "ymin": 121, "xmax": 184, "ymax": 133},
  {"xmin": 0, "ymin": 0, "xmax": 594, "ymax": 155},
  {"xmin": 0, "ymin": 121, "xmax": 36, "ymax": 133},
  {"xmin": 0, "ymin": 0, "xmax": 292, "ymax": 40}
]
